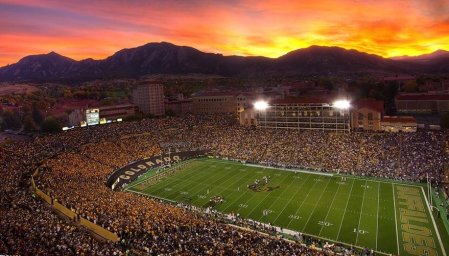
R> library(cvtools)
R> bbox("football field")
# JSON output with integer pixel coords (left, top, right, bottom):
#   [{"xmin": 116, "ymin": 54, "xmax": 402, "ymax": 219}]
[{"xmin": 126, "ymin": 158, "xmax": 448, "ymax": 255}]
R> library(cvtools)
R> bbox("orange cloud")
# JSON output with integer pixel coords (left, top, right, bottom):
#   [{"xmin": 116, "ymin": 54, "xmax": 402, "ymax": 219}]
[{"xmin": 0, "ymin": 0, "xmax": 448, "ymax": 66}]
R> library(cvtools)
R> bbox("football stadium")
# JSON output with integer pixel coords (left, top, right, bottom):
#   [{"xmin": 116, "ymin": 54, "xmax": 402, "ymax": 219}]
[
  {"xmin": 3, "ymin": 113, "xmax": 449, "ymax": 255},
  {"xmin": 125, "ymin": 158, "xmax": 445, "ymax": 256}
]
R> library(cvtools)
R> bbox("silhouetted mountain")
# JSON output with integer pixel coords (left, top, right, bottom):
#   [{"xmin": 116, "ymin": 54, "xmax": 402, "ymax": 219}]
[
  {"xmin": 0, "ymin": 52, "xmax": 78, "ymax": 81},
  {"xmin": 424, "ymin": 56, "xmax": 449, "ymax": 73},
  {"xmin": 275, "ymin": 46, "xmax": 403, "ymax": 74},
  {"xmin": 392, "ymin": 50, "xmax": 449, "ymax": 62},
  {"xmin": 0, "ymin": 42, "xmax": 445, "ymax": 82}
]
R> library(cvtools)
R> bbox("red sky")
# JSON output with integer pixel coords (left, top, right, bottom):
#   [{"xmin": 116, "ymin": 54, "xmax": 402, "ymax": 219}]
[{"xmin": 1, "ymin": 0, "xmax": 448, "ymax": 66}]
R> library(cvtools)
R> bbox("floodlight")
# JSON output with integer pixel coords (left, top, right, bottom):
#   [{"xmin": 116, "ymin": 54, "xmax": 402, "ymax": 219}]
[
  {"xmin": 254, "ymin": 100, "xmax": 269, "ymax": 111},
  {"xmin": 333, "ymin": 100, "xmax": 350, "ymax": 109}
]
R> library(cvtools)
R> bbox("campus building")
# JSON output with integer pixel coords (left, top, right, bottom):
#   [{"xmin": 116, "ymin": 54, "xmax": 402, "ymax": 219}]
[
  {"xmin": 192, "ymin": 92, "xmax": 236, "ymax": 114},
  {"xmin": 395, "ymin": 93, "xmax": 449, "ymax": 114},
  {"xmin": 68, "ymin": 104, "xmax": 136, "ymax": 126},
  {"xmin": 165, "ymin": 94, "xmax": 193, "ymax": 116},
  {"xmin": 132, "ymin": 83, "xmax": 165, "ymax": 116},
  {"xmin": 380, "ymin": 116, "xmax": 417, "ymax": 132},
  {"xmin": 191, "ymin": 91, "xmax": 282, "ymax": 116},
  {"xmin": 351, "ymin": 99, "xmax": 384, "ymax": 131}
]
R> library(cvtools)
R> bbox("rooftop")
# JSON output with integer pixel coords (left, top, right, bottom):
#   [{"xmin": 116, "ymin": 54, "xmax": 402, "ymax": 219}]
[
  {"xmin": 396, "ymin": 93, "xmax": 449, "ymax": 101},
  {"xmin": 352, "ymin": 99, "xmax": 384, "ymax": 113},
  {"xmin": 271, "ymin": 95, "xmax": 337, "ymax": 104}
]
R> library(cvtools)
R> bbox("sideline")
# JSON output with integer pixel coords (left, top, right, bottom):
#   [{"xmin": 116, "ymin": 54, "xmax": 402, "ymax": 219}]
[
  {"xmin": 420, "ymin": 186, "xmax": 447, "ymax": 256},
  {"xmin": 126, "ymin": 187, "xmax": 391, "ymax": 256},
  {"xmin": 245, "ymin": 163, "xmax": 334, "ymax": 176}
]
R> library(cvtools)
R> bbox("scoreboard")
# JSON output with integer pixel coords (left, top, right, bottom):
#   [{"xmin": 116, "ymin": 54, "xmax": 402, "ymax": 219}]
[{"xmin": 86, "ymin": 109, "xmax": 100, "ymax": 126}]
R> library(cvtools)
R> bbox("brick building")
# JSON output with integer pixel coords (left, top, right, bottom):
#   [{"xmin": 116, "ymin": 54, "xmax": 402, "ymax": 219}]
[
  {"xmin": 395, "ymin": 93, "xmax": 449, "ymax": 114},
  {"xmin": 132, "ymin": 83, "xmax": 165, "ymax": 116},
  {"xmin": 351, "ymin": 99, "xmax": 384, "ymax": 131}
]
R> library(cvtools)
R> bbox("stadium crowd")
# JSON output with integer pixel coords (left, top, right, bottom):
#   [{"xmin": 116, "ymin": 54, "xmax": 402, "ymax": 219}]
[{"xmin": 1, "ymin": 114, "xmax": 448, "ymax": 255}]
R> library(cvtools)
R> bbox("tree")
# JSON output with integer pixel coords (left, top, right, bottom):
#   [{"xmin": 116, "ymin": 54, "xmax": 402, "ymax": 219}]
[
  {"xmin": 23, "ymin": 115, "xmax": 37, "ymax": 131},
  {"xmin": 2, "ymin": 110, "xmax": 22, "ymax": 131},
  {"xmin": 402, "ymin": 80, "xmax": 418, "ymax": 93},
  {"xmin": 165, "ymin": 109, "xmax": 176, "ymax": 116},
  {"xmin": 41, "ymin": 117, "xmax": 61, "ymax": 133},
  {"xmin": 32, "ymin": 104, "xmax": 44, "ymax": 126},
  {"xmin": 441, "ymin": 112, "xmax": 449, "ymax": 129}
]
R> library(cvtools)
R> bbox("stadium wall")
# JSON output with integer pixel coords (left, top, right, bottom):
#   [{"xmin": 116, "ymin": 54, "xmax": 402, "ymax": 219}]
[
  {"xmin": 79, "ymin": 217, "xmax": 120, "ymax": 242},
  {"xmin": 31, "ymin": 170, "xmax": 120, "ymax": 243},
  {"xmin": 53, "ymin": 200, "xmax": 77, "ymax": 220}
]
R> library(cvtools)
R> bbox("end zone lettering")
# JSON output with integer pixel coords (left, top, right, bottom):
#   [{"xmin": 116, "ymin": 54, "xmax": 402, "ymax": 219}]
[
  {"xmin": 106, "ymin": 150, "xmax": 206, "ymax": 190},
  {"xmin": 119, "ymin": 155, "xmax": 181, "ymax": 180},
  {"xmin": 396, "ymin": 186, "xmax": 437, "ymax": 256}
]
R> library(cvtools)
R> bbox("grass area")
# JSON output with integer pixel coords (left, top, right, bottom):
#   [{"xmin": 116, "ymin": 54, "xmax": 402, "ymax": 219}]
[{"xmin": 126, "ymin": 158, "xmax": 448, "ymax": 255}]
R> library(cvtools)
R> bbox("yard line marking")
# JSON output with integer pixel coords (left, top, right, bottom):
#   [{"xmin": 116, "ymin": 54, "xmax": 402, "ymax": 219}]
[
  {"xmin": 336, "ymin": 178, "xmax": 355, "ymax": 240},
  {"xmin": 355, "ymin": 180, "xmax": 367, "ymax": 245},
  {"xmin": 246, "ymin": 172, "xmax": 294, "ymax": 218},
  {"xmin": 188, "ymin": 165, "xmax": 258, "ymax": 205},
  {"xmin": 126, "ymin": 160, "xmax": 198, "ymax": 191},
  {"xmin": 302, "ymin": 178, "xmax": 332, "ymax": 230},
  {"xmin": 220, "ymin": 170, "xmax": 279, "ymax": 213},
  {"xmin": 154, "ymin": 161, "xmax": 234, "ymax": 198},
  {"xmin": 318, "ymin": 179, "xmax": 342, "ymax": 236},
  {"xmin": 285, "ymin": 176, "xmax": 321, "ymax": 228},
  {"xmin": 392, "ymin": 184, "xmax": 400, "ymax": 256},
  {"xmin": 153, "ymin": 163, "xmax": 217, "ymax": 197},
  {"xmin": 189, "ymin": 158, "xmax": 423, "ymax": 188},
  {"xmin": 338, "ymin": 175, "xmax": 423, "ymax": 188},
  {"xmin": 420, "ymin": 186, "xmax": 447, "ymax": 256},
  {"xmin": 142, "ymin": 160, "xmax": 211, "ymax": 194},
  {"xmin": 272, "ymin": 174, "xmax": 312, "ymax": 224},
  {"xmin": 376, "ymin": 181, "xmax": 380, "ymax": 250}
]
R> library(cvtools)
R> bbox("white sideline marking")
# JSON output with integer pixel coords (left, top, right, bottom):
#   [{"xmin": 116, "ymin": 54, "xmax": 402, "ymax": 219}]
[
  {"xmin": 303, "ymin": 178, "xmax": 332, "ymax": 230},
  {"xmin": 355, "ymin": 180, "xmax": 367, "ymax": 244},
  {"xmin": 421, "ymin": 186, "xmax": 447, "ymax": 256},
  {"xmin": 127, "ymin": 189, "xmax": 176, "ymax": 203},
  {"xmin": 244, "ymin": 163, "xmax": 334, "ymax": 176},
  {"xmin": 376, "ymin": 181, "xmax": 380, "ymax": 250},
  {"xmin": 392, "ymin": 184, "xmax": 400, "ymax": 256},
  {"xmin": 318, "ymin": 178, "xmax": 342, "ymax": 236},
  {"xmin": 336, "ymin": 179, "xmax": 355, "ymax": 240},
  {"xmin": 272, "ymin": 174, "xmax": 311, "ymax": 224}
]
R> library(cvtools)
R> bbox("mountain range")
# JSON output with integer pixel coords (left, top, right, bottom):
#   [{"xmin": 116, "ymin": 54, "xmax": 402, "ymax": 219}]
[{"xmin": 0, "ymin": 42, "xmax": 448, "ymax": 82}]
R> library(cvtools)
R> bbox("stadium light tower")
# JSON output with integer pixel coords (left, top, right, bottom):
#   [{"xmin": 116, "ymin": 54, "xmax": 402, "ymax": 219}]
[
  {"xmin": 254, "ymin": 100, "xmax": 269, "ymax": 111},
  {"xmin": 254, "ymin": 100, "xmax": 269, "ymax": 127},
  {"xmin": 332, "ymin": 99, "xmax": 351, "ymax": 110}
]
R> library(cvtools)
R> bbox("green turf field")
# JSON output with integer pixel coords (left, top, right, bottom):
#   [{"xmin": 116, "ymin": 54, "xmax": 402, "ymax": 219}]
[{"xmin": 125, "ymin": 158, "xmax": 448, "ymax": 256}]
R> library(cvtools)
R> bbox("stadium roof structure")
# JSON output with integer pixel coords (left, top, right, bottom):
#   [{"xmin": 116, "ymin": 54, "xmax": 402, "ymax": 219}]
[
  {"xmin": 194, "ymin": 91, "xmax": 238, "ymax": 97},
  {"xmin": 270, "ymin": 95, "xmax": 336, "ymax": 105}
]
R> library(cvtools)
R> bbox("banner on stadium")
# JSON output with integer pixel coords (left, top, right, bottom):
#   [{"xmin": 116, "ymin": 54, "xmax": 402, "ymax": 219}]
[{"xmin": 106, "ymin": 150, "xmax": 208, "ymax": 190}]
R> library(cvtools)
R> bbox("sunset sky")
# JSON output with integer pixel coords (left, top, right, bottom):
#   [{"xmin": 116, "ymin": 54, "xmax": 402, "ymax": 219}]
[{"xmin": 1, "ymin": 0, "xmax": 448, "ymax": 66}]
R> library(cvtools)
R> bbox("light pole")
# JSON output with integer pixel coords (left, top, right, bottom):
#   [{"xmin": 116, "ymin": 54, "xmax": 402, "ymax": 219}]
[
  {"xmin": 332, "ymin": 99, "xmax": 351, "ymax": 132},
  {"xmin": 254, "ymin": 100, "xmax": 269, "ymax": 128}
]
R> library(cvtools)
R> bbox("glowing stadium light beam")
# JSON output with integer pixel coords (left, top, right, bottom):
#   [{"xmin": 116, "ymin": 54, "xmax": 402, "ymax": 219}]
[
  {"xmin": 254, "ymin": 100, "xmax": 269, "ymax": 111},
  {"xmin": 333, "ymin": 100, "xmax": 350, "ymax": 109}
]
